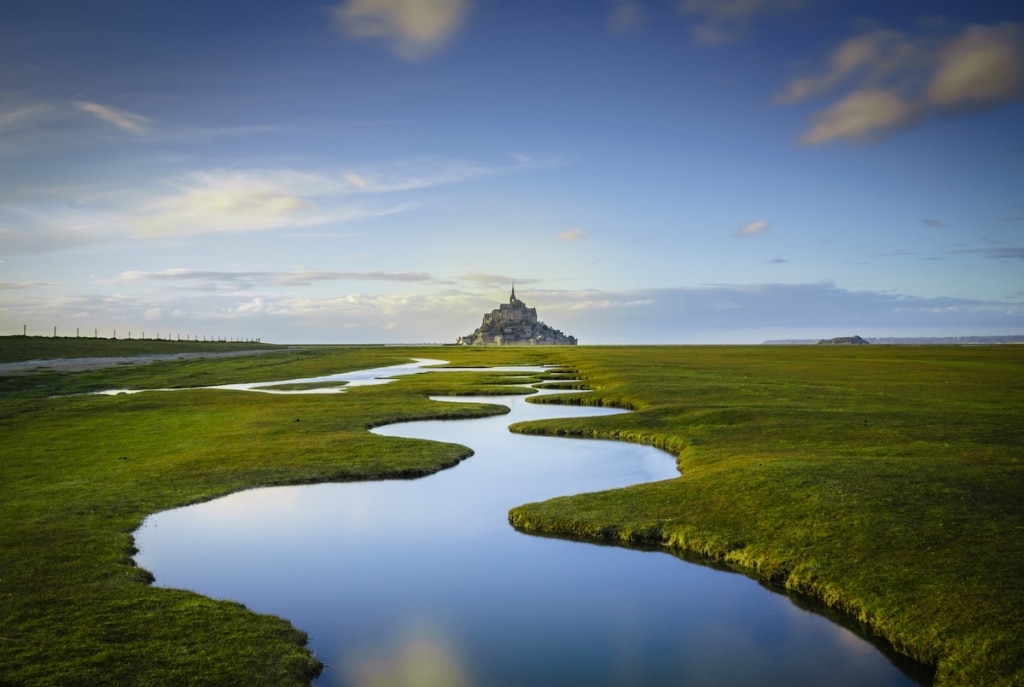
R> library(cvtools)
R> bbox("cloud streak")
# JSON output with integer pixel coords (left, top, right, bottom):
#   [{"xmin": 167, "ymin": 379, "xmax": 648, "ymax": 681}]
[
  {"xmin": 5, "ymin": 281, "xmax": 1020, "ymax": 343},
  {"xmin": 779, "ymin": 22, "xmax": 1024, "ymax": 144},
  {"xmin": 107, "ymin": 268, "xmax": 435, "ymax": 290},
  {"xmin": 74, "ymin": 101, "xmax": 152, "ymax": 134},
  {"xmin": 679, "ymin": 0, "xmax": 811, "ymax": 45},
  {"xmin": 132, "ymin": 156, "xmax": 542, "ymax": 237},
  {"xmin": 737, "ymin": 219, "xmax": 769, "ymax": 236}
]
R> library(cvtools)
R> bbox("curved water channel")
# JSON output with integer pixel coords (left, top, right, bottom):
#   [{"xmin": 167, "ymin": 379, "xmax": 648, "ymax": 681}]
[{"xmin": 131, "ymin": 361, "xmax": 927, "ymax": 686}]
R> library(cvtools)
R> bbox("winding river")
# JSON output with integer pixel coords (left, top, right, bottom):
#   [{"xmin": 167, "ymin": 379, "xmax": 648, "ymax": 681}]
[{"xmin": 131, "ymin": 362, "xmax": 927, "ymax": 686}]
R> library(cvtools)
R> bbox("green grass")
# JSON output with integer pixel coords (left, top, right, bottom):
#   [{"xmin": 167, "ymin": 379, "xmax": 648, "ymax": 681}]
[
  {"xmin": 0, "ymin": 335, "xmax": 280, "ymax": 363},
  {"xmin": 2, "ymin": 341, "xmax": 1022, "ymax": 685},
  {"xmin": 510, "ymin": 344, "xmax": 1024, "ymax": 686},
  {"xmin": 0, "ymin": 343, "xmax": 553, "ymax": 686}
]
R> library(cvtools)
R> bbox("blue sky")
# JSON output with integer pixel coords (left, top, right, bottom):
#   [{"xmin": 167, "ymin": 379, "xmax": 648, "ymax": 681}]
[{"xmin": 2, "ymin": 0, "xmax": 1022, "ymax": 344}]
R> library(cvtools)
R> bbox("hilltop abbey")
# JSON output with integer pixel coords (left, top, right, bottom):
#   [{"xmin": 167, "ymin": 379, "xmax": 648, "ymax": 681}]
[{"xmin": 458, "ymin": 286, "xmax": 577, "ymax": 346}]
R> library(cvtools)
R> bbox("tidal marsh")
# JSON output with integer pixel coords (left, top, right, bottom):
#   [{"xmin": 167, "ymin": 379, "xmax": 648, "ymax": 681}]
[{"xmin": 0, "ymin": 339, "xmax": 1021, "ymax": 685}]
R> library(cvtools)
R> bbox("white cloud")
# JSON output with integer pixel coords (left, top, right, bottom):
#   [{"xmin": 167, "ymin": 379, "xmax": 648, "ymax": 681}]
[
  {"xmin": 779, "ymin": 22, "xmax": 1024, "ymax": 144},
  {"xmin": 927, "ymin": 24, "xmax": 1024, "ymax": 108},
  {"xmin": 74, "ymin": 101, "xmax": 152, "ymax": 134},
  {"xmin": 1, "ymin": 155, "xmax": 550, "ymax": 249},
  {"xmin": 333, "ymin": 0, "xmax": 470, "ymax": 60},
  {"xmin": 800, "ymin": 89, "xmax": 917, "ymax": 144},
  {"xmin": 774, "ymin": 30, "xmax": 912, "ymax": 105},
  {"xmin": 4, "ymin": 282, "xmax": 1022, "ymax": 343},
  {"xmin": 131, "ymin": 157, "xmax": 538, "ymax": 237},
  {"xmin": 135, "ymin": 183, "xmax": 317, "ymax": 237},
  {"xmin": 736, "ymin": 219, "xmax": 769, "ymax": 236},
  {"xmin": 557, "ymin": 228, "xmax": 586, "ymax": 241}
]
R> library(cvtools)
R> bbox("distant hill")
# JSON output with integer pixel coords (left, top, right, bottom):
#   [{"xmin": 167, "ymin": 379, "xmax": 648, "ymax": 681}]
[{"xmin": 763, "ymin": 335, "xmax": 1024, "ymax": 345}]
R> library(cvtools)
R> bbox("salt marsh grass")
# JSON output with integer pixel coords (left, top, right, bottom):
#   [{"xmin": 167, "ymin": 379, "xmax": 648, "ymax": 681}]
[{"xmin": 1, "ymin": 340, "xmax": 1021, "ymax": 685}]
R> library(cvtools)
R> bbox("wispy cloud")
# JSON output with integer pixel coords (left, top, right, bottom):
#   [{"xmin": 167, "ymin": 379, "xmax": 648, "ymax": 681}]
[
  {"xmin": 1, "ymin": 95, "xmax": 282, "ymax": 156},
  {"xmin": 332, "ymin": 0, "xmax": 470, "ymax": 61},
  {"xmin": 0, "ymin": 281, "xmax": 59, "ymax": 290},
  {"xmin": 983, "ymin": 247, "xmax": 1024, "ymax": 261},
  {"xmin": 800, "ymin": 90, "xmax": 918, "ymax": 145},
  {"xmin": 609, "ymin": 1, "xmax": 646, "ymax": 34},
  {"xmin": 106, "ymin": 268, "xmax": 434, "ymax": 290},
  {"xmin": 340, "ymin": 154, "xmax": 553, "ymax": 194},
  {"xmin": 778, "ymin": 22, "xmax": 1024, "ymax": 144},
  {"xmin": 679, "ymin": 0, "xmax": 811, "ymax": 45},
  {"xmin": 74, "ymin": 101, "xmax": 152, "ymax": 134},
  {"xmin": 133, "ymin": 155, "xmax": 540, "ymax": 237},
  {"xmin": 1, "ymin": 154, "xmax": 552, "ymax": 249},
  {"xmin": 923, "ymin": 218, "xmax": 946, "ymax": 228},
  {"xmin": 459, "ymin": 272, "xmax": 541, "ymax": 288},
  {"xmin": 557, "ymin": 228, "xmax": 586, "ymax": 242},
  {"xmin": 344, "ymin": 173, "xmax": 371, "ymax": 189},
  {"xmin": 0, "ymin": 102, "xmax": 56, "ymax": 134},
  {"xmin": 737, "ymin": 219, "xmax": 769, "ymax": 236}
]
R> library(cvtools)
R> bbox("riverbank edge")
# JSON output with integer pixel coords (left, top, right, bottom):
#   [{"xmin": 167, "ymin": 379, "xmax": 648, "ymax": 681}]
[
  {"xmin": 504, "ymin": 371, "xmax": 1011, "ymax": 687},
  {"xmin": 508, "ymin": 495, "xmax": 938, "ymax": 681}
]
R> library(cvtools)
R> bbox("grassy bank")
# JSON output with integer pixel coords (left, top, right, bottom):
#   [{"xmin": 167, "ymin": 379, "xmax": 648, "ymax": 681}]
[
  {"xmin": 0, "ymin": 343, "xmax": 552, "ymax": 685},
  {"xmin": 0, "ymin": 335, "xmax": 280, "ymax": 363},
  {"xmin": 2, "ymin": 341, "xmax": 1021, "ymax": 685},
  {"xmin": 509, "ymin": 345, "xmax": 1024, "ymax": 686}
]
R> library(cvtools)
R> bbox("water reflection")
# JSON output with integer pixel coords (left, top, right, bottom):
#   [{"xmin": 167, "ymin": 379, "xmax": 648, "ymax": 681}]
[
  {"xmin": 133, "ymin": 368, "xmax": 926, "ymax": 686},
  {"xmin": 97, "ymin": 358, "xmax": 453, "ymax": 395}
]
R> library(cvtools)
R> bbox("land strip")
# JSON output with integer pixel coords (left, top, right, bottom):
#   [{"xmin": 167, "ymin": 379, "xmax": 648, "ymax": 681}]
[
  {"xmin": 1, "ymin": 341, "xmax": 1021, "ymax": 685},
  {"xmin": 510, "ymin": 345, "xmax": 1024, "ymax": 686},
  {"xmin": 0, "ymin": 343, "xmax": 554, "ymax": 685}
]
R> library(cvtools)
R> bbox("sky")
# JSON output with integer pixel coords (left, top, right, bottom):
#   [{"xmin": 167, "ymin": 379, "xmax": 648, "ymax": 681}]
[{"xmin": 1, "ymin": 0, "xmax": 1022, "ymax": 344}]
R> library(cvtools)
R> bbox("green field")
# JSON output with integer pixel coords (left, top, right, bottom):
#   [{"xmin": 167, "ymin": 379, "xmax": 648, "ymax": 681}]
[{"xmin": 1, "ymin": 338, "xmax": 1021, "ymax": 685}]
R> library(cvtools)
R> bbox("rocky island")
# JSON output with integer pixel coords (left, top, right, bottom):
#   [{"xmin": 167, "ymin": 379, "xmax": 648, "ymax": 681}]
[{"xmin": 458, "ymin": 287, "xmax": 577, "ymax": 346}]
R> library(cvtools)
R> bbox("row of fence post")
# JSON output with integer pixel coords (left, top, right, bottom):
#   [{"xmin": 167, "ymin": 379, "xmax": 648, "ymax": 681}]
[{"xmin": 17, "ymin": 325, "xmax": 260, "ymax": 344}]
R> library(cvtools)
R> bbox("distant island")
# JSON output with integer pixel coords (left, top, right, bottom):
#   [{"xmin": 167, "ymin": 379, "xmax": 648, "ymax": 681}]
[
  {"xmin": 764, "ymin": 335, "xmax": 1024, "ymax": 345},
  {"xmin": 458, "ymin": 287, "xmax": 577, "ymax": 346},
  {"xmin": 818, "ymin": 335, "xmax": 869, "ymax": 344}
]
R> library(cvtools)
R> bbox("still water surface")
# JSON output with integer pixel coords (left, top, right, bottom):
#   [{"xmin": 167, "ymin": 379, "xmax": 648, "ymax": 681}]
[{"xmin": 133, "ymin": 364, "xmax": 925, "ymax": 686}]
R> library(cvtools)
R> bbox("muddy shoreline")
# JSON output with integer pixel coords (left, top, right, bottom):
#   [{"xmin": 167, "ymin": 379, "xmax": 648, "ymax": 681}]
[{"xmin": 0, "ymin": 349, "xmax": 281, "ymax": 375}]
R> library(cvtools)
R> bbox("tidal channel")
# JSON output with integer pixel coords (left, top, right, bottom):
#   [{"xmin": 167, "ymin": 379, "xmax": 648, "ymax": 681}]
[{"xmin": 132, "ymin": 362, "xmax": 927, "ymax": 686}]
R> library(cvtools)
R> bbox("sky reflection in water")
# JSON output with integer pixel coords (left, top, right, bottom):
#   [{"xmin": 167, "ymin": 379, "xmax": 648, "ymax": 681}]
[{"xmin": 134, "ymin": 367, "xmax": 924, "ymax": 686}]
